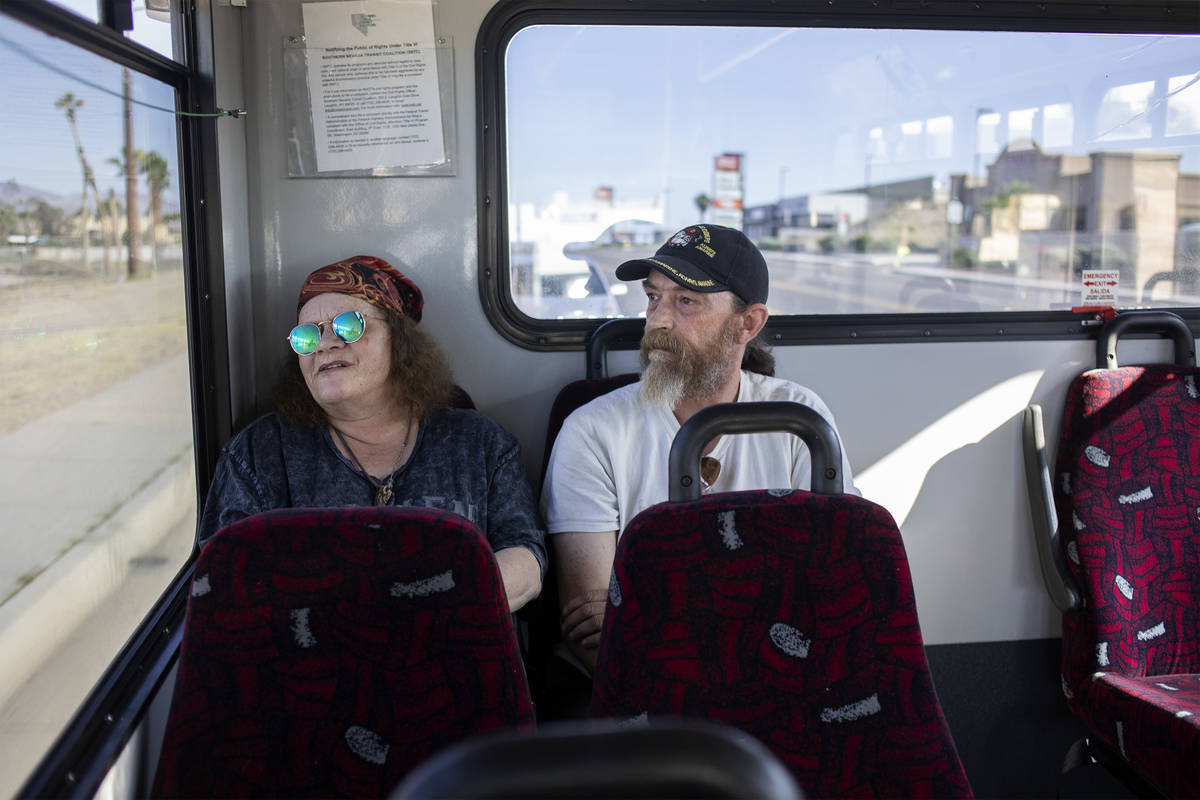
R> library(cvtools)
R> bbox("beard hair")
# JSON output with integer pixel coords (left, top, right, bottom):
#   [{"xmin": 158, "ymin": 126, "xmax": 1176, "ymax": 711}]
[
  {"xmin": 639, "ymin": 350, "xmax": 689, "ymax": 410},
  {"xmin": 639, "ymin": 316, "xmax": 741, "ymax": 410}
]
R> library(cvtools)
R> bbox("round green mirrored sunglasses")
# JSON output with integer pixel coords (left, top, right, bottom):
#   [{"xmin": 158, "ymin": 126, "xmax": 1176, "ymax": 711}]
[{"xmin": 287, "ymin": 310, "xmax": 367, "ymax": 355}]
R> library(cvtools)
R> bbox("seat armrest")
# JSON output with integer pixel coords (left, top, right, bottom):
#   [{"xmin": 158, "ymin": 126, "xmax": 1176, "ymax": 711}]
[{"xmin": 1022, "ymin": 405, "xmax": 1082, "ymax": 612}]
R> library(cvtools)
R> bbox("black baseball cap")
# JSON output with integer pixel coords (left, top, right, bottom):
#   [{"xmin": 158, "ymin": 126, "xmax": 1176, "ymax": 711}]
[{"xmin": 615, "ymin": 224, "xmax": 769, "ymax": 306}]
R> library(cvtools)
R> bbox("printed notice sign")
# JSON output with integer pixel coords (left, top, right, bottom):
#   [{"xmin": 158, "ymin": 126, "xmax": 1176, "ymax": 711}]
[
  {"xmin": 302, "ymin": 0, "xmax": 444, "ymax": 172},
  {"xmin": 1081, "ymin": 270, "xmax": 1120, "ymax": 305}
]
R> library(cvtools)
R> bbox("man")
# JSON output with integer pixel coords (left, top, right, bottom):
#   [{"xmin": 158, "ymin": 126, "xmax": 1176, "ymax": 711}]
[{"xmin": 541, "ymin": 223, "xmax": 857, "ymax": 673}]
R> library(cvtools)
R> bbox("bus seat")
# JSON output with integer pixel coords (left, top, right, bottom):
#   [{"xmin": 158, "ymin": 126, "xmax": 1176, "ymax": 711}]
[
  {"xmin": 590, "ymin": 402, "xmax": 971, "ymax": 798},
  {"xmin": 539, "ymin": 317, "xmax": 643, "ymax": 480},
  {"xmin": 150, "ymin": 506, "xmax": 533, "ymax": 798},
  {"xmin": 1023, "ymin": 310, "xmax": 1200, "ymax": 797},
  {"xmin": 539, "ymin": 373, "xmax": 639, "ymax": 480},
  {"xmin": 449, "ymin": 383, "xmax": 476, "ymax": 409},
  {"xmin": 392, "ymin": 718, "xmax": 803, "ymax": 799}
]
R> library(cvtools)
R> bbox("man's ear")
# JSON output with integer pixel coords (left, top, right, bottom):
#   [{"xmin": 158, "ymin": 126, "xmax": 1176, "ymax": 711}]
[{"xmin": 738, "ymin": 303, "xmax": 769, "ymax": 343}]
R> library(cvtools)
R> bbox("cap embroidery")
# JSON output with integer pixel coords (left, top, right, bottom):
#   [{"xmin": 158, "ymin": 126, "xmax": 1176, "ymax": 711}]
[
  {"xmin": 647, "ymin": 258, "xmax": 716, "ymax": 288},
  {"xmin": 667, "ymin": 227, "xmax": 701, "ymax": 247},
  {"xmin": 665, "ymin": 226, "xmax": 717, "ymax": 258}
]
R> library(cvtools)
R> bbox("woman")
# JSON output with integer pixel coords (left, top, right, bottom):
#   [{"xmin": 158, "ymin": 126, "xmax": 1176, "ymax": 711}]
[{"xmin": 197, "ymin": 255, "xmax": 545, "ymax": 611}]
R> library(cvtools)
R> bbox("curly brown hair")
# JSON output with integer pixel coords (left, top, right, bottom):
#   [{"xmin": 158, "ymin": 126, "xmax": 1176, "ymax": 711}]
[{"xmin": 273, "ymin": 308, "xmax": 457, "ymax": 427}]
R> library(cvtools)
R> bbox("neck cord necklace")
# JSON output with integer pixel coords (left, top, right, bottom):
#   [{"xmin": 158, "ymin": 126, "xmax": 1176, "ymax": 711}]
[{"xmin": 332, "ymin": 419, "xmax": 411, "ymax": 506}]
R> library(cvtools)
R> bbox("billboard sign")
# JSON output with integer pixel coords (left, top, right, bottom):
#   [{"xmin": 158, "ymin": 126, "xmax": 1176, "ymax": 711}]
[
  {"xmin": 711, "ymin": 152, "xmax": 744, "ymax": 229},
  {"xmin": 714, "ymin": 153, "xmax": 741, "ymax": 171}
]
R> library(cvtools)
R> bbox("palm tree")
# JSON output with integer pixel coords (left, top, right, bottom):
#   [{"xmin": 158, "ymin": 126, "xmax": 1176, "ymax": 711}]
[
  {"xmin": 137, "ymin": 150, "xmax": 170, "ymax": 271},
  {"xmin": 55, "ymin": 92, "xmax": 111, "ymax": 274},
  {"xmin": 694, "ymin": 193, "xmax": 711, "ymax": 222},
  {"xmin": 107, "ymin": 155, "xmax": 130, "ymax": 275},
  {"xmin": 0, "ymin": 205, "xmax": 15, "ymax": 243},
  {"xmin": 15, "ymin": 209, "xmax": 37, "ymax": 239}
]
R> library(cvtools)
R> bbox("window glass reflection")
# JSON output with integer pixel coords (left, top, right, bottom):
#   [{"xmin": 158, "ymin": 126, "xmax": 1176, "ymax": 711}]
[
  {"xmin": 504, "ymin": 26, "xmax": 1200, "ymax": 318},
  {"xmin": 1009, "ymin": 108, "xmax": 1036, "ymax": 145},
  {"xmin": 1167, "ymin": 73, "xmax": 1200, "ymax": 137},
  {"xmin": 926, "ymin": 116, "xmax": 953, "ymax": 160},
  {"xmin": 897, "ymin": 120, "xmax": 924, "ymax": 162},
  {"xmin": 1097, "ymin": 80, "xmax": 1154, "ymax": 141},
  {"xmin": 1043, "ymin": 103, "xmax": 1074, "ymax": 149},
  {"xmin": 975, "ymin": 111, "xmax": 1001, "ymax": 159}
]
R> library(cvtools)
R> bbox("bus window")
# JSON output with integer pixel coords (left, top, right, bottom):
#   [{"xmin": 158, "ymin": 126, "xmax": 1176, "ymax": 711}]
[
  {"xmin": 496, "ymin": 25, "xmax": 1200, "ymax": 324},
  {"xmin": 25, "ymin": 0, "xmax": 180, "ymax": 61},
  {"xmin": 0, "ymin": 17, "xmax": 194, "ymax": 795}
]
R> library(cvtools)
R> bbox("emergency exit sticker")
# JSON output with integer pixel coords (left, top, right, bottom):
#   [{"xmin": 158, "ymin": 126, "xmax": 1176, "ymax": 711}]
[{"xmin": 1081, "ymin": 270, "xmax": 1119, "ymax": 305}]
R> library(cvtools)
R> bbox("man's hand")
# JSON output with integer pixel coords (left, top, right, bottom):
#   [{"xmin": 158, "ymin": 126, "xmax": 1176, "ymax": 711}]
[
  {"xmin": 561, "ymin": 588, "xmax": 609, "ymax": 650},
  {"xmin": 552, "ymin": 529, "xmax": 618, "ymax": 674}
]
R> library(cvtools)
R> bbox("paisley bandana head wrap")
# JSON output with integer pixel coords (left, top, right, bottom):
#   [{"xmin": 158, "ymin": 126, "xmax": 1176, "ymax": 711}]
[{"xmin": 296, "ymin": 255, "xmax": 424, "ymax": 322}]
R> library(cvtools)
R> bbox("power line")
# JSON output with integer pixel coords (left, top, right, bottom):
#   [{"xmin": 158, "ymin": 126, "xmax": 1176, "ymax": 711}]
[{"xmin": 0, "ymin": 33, "xmax": 245, "ymax": 118}]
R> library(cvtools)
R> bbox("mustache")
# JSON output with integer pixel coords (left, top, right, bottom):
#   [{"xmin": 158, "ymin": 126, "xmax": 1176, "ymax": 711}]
[{"xmin": 640, "ymin": 329, "xmax": 688, "ymax": 358}]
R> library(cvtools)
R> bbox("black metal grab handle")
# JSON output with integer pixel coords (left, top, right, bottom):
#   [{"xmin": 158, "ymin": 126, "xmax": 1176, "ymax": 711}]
[
  {"xmin": 1097, "ymin": 310, "xmax": 1196, "ymax": 369},
  {"xmin": 669, "ymin": 401, "xmax": 844, "ymax": 502},
  {"xmin": 586, "ymin": 318, "xmax": 645, "ymax": 379}
]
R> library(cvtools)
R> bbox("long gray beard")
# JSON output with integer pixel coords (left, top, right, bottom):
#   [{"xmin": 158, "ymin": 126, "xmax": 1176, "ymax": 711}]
[
  {"xmin": 639, "ymin": 356, "xmax": 688, "ymax": 410},
  {"xmin": 639, "ymin": 353, "xmax": 729, "ymax": 411}
]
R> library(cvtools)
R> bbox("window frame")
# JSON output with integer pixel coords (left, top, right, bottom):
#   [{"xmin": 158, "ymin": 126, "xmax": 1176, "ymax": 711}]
[
  {"xmin": 3, "ymin": 0, "xmax": 231, "ymax": 794},
  {"xmin": 477, "ymin": 0, "xmax": 1200, "ymax": 350}
]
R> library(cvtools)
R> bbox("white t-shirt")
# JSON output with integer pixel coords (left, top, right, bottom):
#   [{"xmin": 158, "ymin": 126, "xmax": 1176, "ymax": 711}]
[{"xmin": 541, "ymin": 370, "xmax": 858, "ymax": 537}]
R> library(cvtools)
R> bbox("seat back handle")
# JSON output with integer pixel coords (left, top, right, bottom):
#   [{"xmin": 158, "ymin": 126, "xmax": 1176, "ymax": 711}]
[
  {"xmin": 1097, "ymin": 310, "xmax": 1196, "ymax": 369},
  {"xmin": 587, "ymin": 318, "xmax": 645, "ymax": 379},
  {"xmin": 669, "ymin": 401, "xmax": 844, "ymax": 502},
  {"xmin": 1021, "ymin": 405, "xmax": 1082, "ymax": 612}
]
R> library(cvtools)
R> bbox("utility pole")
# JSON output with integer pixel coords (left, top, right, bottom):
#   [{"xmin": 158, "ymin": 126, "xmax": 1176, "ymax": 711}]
[
  {"xmin": 864, "ymin": 154, "xmax": 873, "ymax": 237},
  {"xmin": 778, "ymin": 166, "xmax": 789, "ymax": 234},
  {"xmin": 123, "ymin": 68, "xmax": 140, "ymax": 278}
]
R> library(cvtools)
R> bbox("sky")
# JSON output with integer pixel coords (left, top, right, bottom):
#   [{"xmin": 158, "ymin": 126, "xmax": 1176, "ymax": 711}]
[
  {"xmin": 504, "ymin": 25, "xmax": 1200, "ymax": 228},
  {"xmin": 0, "ymin": 2, "xmax": 179, "ymax": 202},
  {"xmin": 2, "ymin": 6, "xmax": 1197, "ymax": 227}
]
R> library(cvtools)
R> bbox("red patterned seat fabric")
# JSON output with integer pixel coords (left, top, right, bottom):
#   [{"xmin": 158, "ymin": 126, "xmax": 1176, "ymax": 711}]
[
  {"xmin": 590, "ymin": 490, "xmax": 971, "ymax": 799},
  {"xmin": 1054, "ymin": 365, "xmax": 1200, "ymax": 797},
  {"xmin": 1084, "ymin": 673, "xmax": 1200, "ymax": 795},
  {"xmin": 151, "ymin": 506, "xmax": 533, "ymax": 798}
]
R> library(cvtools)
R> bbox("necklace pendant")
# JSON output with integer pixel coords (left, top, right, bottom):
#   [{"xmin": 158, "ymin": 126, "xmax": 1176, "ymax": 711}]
[{"xmin": 375, "ymin": 481, "xmax": 394, "ymax": 506}]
